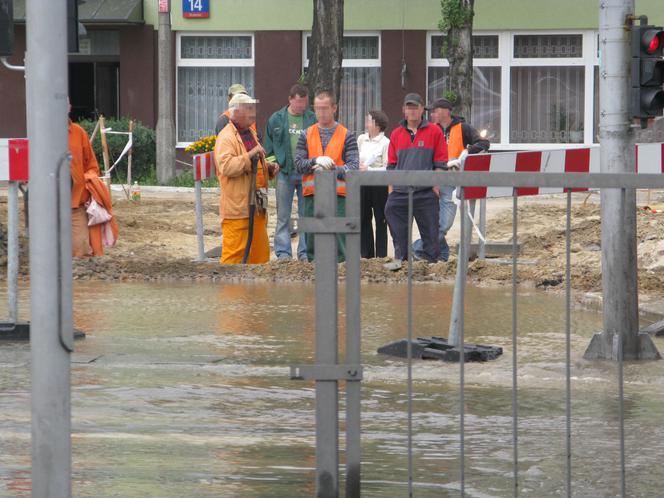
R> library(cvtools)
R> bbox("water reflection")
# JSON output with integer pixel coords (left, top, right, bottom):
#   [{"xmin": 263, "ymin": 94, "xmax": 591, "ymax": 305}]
[{"xmin": 0, "ymin": 281, "xmax": 662, "ymax": 497}]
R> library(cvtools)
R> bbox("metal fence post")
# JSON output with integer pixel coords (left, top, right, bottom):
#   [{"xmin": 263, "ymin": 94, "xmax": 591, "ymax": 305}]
[
  {"xmin": 344, "ymin": 172, "xmax": 362, "ymax": 498},
  {"xmin": 195, "ymin": 179, "xmax": 205, "ymax": 261},
  {"xmin": 26, "ymin": 0, "xmax": 72, "ymax": 495},
  {"xmin": 449, "ymin": 199, "xmax": 476, "ymax": 346},
  {"xmin": 314, "ymin": 170, "xmax": 339, "ymax": 498},
  {"xmin": 478, "ymin": 197, "xmax": 487, "ymax": 260},
  {"xmin": 7, "ymin": 181, "xmax": 19, "ymax": 322}
]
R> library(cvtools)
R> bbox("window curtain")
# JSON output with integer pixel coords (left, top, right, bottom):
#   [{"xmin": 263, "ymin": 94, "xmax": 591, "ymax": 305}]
[
  {"xmin": 510, "ymin": 66, "xmax": 585, "ymax": 144},
  {"xmin": 177, "ymin": 67, "xmax": 254, "ymax": 142},
  {"xmin": 428, "ymin": 66, "xmax": 501, "ymax": 142},
  {"xmin": 339, "ymin": 67, "xmax": 381, "ymax": 137}
]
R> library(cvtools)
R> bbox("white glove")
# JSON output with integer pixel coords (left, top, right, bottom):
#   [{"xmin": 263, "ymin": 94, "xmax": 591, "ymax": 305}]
[
  {"xmin": 315, "ymin": 156, "xmax": 336, "ymax": 170},
  {"xmin": 447, "ymin": 158, "xmax": 461, "ymax": 170}
]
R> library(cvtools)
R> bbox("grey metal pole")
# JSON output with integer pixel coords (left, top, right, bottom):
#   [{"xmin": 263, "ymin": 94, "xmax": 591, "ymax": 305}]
[
  {"xmin": 26, "ymin": 0, "xmax": 72, "ymax": 495},
  {"xmin": 7, "ymin": 181, "xmax": 19, "ymax": 322},
  {"xmin": 314, "ymin": 171, "xmax": 339, "ymax": 497},
  {"xmin": 344, "ymin": 174, "xmax": 362, "ymax": 498},
  {"xmin": 584, "ymin": 0, "xmax": 659, "ymax": 360},
  {"xmin": 449, "ymin": 199, "xmax": 476, "ymax": 346},
  {"xmin": 156, "ymin": 3, "xmax": 176, "ymax": 184},
  {"xmin": 195, "ymin": 180, "xmax": 205, "ymax": 261},
  {"xmin": 478, "ymin": 197, "xmax": 487, "ymax": 260}
]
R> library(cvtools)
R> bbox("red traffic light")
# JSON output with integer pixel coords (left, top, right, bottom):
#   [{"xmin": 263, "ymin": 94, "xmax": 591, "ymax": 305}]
[{"xmin": 642, "ymin": 29, "xmax": 664, "ymax": 54}]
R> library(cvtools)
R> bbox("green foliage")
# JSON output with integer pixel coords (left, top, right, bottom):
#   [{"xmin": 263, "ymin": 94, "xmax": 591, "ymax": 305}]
[
  {"xmin": 165, "ymin": 169, "xmax": 219, "ymax": 188},
  {"xmin": 438, "ymin": 0, "xmax": 473, "ymax": 32},
  {"xmin": 77, "ymin": 117, "xmax": 156, "ymax": 182},
  {"xmin": 444, "ymin": 90, "xmax": 458, "ymax": 104}
]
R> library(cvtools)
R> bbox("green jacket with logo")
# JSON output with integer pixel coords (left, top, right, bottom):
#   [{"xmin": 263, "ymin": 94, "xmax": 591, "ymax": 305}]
[{"xmin": 263, "ymin": 106, "xmax": 317, "ymax": 175}]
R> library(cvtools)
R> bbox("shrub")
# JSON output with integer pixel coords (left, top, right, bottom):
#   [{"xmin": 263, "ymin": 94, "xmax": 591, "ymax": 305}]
[{"xmin": 77, "ymin": 117, "xmax": 156, "ymax": 182}]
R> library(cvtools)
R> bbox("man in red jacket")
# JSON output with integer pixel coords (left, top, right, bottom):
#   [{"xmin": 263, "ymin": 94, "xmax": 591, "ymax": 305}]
[{"xmin": 384, "ymin": 93, "xmax": 448, "ymax": 269}]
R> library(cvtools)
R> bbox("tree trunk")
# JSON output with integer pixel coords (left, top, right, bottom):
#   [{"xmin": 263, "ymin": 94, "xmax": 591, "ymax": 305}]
[
  {"xmin": 307, "ymin": 0, "xmax": 344, "ymax": 104},
  {"xmin": 443, "ymin": 0, "xmax": 475, "ymax": 121}
]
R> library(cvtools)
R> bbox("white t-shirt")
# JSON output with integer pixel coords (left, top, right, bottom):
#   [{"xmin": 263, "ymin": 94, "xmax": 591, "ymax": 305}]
[{"xmin": 357, "ymin": 132, "xmax": 390, "ymax": 171}]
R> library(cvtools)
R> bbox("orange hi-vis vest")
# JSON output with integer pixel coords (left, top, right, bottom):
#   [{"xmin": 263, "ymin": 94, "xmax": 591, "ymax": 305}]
[
  {"xmin": 302, "ymin": 123, "xmax": 348, "ymax": 197},
  {"xmin": 222, "ymin": 109, "xmax": 257, "ymax": 132},
  {"xmin": 446, "ymin": 122, "xmax": 465, "ymax": 160}
]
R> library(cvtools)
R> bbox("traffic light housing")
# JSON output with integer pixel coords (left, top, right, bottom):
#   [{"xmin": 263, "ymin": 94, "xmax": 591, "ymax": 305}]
[
  {"xmin": 0, "ymin": 0, "xmax": 13, "ymax": 57},
  {"xmin": 631, "ymin": 24, "xmax": 664, "ymax": 120}
]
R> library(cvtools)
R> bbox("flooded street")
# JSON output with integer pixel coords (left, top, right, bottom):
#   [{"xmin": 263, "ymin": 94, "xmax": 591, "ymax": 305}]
[{"xmin": 1, "ymin": 281, "xmax": 663, "ymax": 497}]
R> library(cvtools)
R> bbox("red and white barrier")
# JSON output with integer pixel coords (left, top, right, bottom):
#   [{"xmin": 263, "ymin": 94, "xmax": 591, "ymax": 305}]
[
  {"xmin": 636, "ymin": 142, "xmax": 664, "ymax": 174},
  {"xmin": 463, "ymin": 144, "xmax": 664, "ymax": 199},
  {"xmin": 193, "ymin": 151, "xmax": 215, "ymax": 181},
  {"xmin": 0, "ymin": 138, "xmax": 29, "ymax": 182}
]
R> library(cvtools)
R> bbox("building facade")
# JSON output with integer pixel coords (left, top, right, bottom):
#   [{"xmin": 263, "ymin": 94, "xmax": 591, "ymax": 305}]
[{"xmin": 2, "ymin": 0, "xmax": 663, "ymax": 151}]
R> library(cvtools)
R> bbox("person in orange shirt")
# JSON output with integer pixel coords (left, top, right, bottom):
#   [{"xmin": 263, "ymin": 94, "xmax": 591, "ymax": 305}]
[
  {"xmin": 68, "ymin": 100, "xmax": 101, "ymax": 257},
  {"xmin": 214, "ymin": 93, "xmax": 277, "ymax": 264}
]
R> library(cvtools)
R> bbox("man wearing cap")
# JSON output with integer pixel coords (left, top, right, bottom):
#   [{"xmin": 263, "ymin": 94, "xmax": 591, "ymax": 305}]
[
  {"xmin": 383, "ymin": 93, "xmax": 448, "ymax": 269},
  {"xmin": 214, "ymin": 93, "xmax": 277, "ymax": 264},
  {"xmin": 215, "ymin": 83, "xmax": 258, "ymax": 136},
  {"xmin": 294, "ymin": 90, "xmax": 359, "ymax": 263},
  {"xmin": 412, "ymin": 98, "xmax": 490, "ymax": 261}
]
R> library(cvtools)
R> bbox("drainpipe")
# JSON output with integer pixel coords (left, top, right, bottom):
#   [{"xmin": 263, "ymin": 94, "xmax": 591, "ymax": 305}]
[
  {"xmin": 26, "ymin": 0, "xmax": 73, "ymax": 494},
  {"xmin": 584, "ymin": 0, "xmax": 659, "ymax": 360}
]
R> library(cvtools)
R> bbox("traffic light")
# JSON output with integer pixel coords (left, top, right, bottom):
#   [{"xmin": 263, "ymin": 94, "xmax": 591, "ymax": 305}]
[
  {"xmin": 0, "ymin": 0, "xmax": 13, "ymax": 57},
  {"xmin": 631, "ymin": 23, "xmax": 664, "ymax": 121}
]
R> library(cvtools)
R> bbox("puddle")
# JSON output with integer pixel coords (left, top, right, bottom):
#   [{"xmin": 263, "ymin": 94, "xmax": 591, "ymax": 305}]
[{"xmin": 0, "ymin": 281, "xmax": 663, "ymax": 497}]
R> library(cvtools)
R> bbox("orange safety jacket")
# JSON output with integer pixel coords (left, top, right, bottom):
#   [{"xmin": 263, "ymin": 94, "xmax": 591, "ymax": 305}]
[
  {"xmin": 446, "ymin": 122, "xmax": 465, "ymax": 160},
  {"xmin": 302, "ymin": 124, "xmax": 348, "ymax": 197},
  {"xmin": 221, "ymin": 110, "xmax": 257, "ymax": 133}
]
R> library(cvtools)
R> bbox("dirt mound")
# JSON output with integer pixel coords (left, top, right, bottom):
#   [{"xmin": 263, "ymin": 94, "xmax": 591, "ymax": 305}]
[{"xmin": 2, "ymin": 192, "xmax": 664, "ymax": 298}]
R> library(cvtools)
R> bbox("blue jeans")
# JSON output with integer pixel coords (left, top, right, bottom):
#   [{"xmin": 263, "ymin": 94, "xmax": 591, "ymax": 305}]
[
  {"xmin": 413, "ymin": 185, "xmax": 457, "ymax": 261},
  {"xmin": 274, "ymin": 171, "xmax": 307, "ymax": 260}
]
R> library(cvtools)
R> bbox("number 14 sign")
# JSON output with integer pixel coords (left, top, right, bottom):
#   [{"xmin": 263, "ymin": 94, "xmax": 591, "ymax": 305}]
[{"xmin": 183, "ymin": 0, "xmax": 209, "ymax": 18}]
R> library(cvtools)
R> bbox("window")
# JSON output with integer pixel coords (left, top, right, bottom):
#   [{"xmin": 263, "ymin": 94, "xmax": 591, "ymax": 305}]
[
  {"xmin": 510, "ymin": 34, "xmax": 586, "ymax": 144},
  {"xmin": 176, "ymin": 33, "xmax": 255, "ymax": 145},
  {"xmin": 304, "ymin": 34, "xmax": 381, "ymax": 136},
  {"xmin": 428, "ymin": 31, "xmax": 599, "ymax": 148},
  {"xmin": 427, "ymin": 34, "xmax": 501, "ymax": 142}
]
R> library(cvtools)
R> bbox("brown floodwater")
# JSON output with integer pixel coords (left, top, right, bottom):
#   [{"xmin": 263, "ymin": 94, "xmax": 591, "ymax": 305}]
[{"xmin": 0, "ymin": 281, "xmax": 663, "ymax": 497}]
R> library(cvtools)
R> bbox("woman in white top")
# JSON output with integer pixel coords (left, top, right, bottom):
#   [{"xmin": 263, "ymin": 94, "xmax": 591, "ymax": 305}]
[{"xmin": 357, "ymin": 110, "xmax": 390, "ymax": 258}]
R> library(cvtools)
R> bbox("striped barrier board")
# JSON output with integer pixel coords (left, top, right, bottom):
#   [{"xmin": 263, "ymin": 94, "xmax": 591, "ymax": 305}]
[
  {"xmin": 463, "ymin": 143, "xmax": 664, "ymax": 199},
  {"xmin": 0, "ymin": 138, "xmax": 29, "ymax": 182},
  {"xmin": 193, "ymin": 151, "xmax": 215, "ymax": 182}
]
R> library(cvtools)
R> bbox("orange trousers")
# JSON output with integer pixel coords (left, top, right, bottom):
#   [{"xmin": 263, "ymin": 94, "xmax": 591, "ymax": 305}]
[
  {"xmin": 71, "ymin": 206, "xmax": 91, "ymax": 258},
  {"xmin": 221, "ymin": 214, "xmax": 269, "ymax": 264}
]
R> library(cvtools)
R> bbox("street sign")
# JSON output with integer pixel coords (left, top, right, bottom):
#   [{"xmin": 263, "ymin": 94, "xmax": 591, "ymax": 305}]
[
  {"xmin": 158, "ymin": 0, "xmax": 170, "ymax": 13},
  {"xmin": 183, "ymin": 0, "xmax": 209, "ymax": 19}
]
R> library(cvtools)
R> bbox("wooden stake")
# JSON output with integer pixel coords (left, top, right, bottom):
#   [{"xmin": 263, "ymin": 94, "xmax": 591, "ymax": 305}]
[
  {"xmin": 99, "ymin": 115, "xmax": 111, "ymax": 188},
  {"xmin": 126, "ymin": 120, "xmax": 134, "ymax": 200},
  {"xmin": 89, "ymin": 118, "xmax": 100, "ymax": 144}
]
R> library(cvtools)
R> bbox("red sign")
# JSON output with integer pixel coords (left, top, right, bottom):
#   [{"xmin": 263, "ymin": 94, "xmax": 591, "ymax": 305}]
[
  {"xmin": 0, "ymin": 138, "xmax": 29, "ymax": 182},
  {"xmin": 158, "ymin": 0, "xmax": 170, "ymax": 13}
]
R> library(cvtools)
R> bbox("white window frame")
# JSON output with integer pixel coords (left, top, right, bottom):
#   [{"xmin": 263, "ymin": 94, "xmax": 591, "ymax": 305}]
[
  {"xmin": 302, "ymin": 31, "xmax": 381, "ymax": 68},
  {"xmin": 426, "ymin": 30, "xmax": 599, "ymax": 150},
  {"xmin": 176, "ymin": 32, "xmax": 255, "ymax": 148}
]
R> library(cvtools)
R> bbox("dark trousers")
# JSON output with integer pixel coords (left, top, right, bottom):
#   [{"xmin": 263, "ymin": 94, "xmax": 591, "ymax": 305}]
[
  {"xmin": 385, "ymin": 190, "xmax": 440, "ymax": 262},
  {"xmin": 360, "ymin": 185, "xmax": 388, "ymax": 258}
]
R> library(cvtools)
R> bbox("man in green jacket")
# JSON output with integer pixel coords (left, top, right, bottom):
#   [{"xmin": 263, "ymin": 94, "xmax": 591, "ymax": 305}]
[{"xmin": 264, "ymin": 83, "xmax": 317, "ymax": 261}]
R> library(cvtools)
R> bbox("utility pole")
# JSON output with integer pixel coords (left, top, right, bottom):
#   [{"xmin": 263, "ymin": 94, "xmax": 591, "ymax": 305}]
[
  {"xmin": 584, "ymin": 0, "xmax": 659, "ymax": 360},
  {"xmin": 156, "ymin": 0, "xmax": 176, "ymax": 184},
  {"xmin": 26, "ymin": 0, "xmax": 73, "ymax": 494}
]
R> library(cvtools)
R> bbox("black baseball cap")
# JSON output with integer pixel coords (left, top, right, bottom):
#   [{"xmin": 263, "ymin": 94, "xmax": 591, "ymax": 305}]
[
  {"xmin": 403, "ymin": 93, "xmax": 424, "ymax": 106},
  {"xmin": 428, "ymin": 98, "xmax": 453, "ymax": 110}
]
